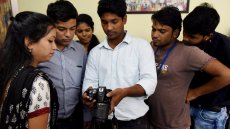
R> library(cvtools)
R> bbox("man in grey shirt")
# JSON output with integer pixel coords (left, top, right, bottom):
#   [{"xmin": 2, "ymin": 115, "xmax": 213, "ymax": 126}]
[{"xmin": 38, "ymin": 1, "xmax": 87, "ymax": 129}]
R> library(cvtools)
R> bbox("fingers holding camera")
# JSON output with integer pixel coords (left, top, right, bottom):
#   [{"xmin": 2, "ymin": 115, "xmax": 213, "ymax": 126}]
[
  {"xmin": 83, "ymin": 87, "xmax": 96, "ymax": 109},
  {"xmin": 107, "ymin": 88, "xmax": 127, "ymax": 113},
  {"xmin": 83, "ymin": 121, "xmax": 92, "ymax": 129}
]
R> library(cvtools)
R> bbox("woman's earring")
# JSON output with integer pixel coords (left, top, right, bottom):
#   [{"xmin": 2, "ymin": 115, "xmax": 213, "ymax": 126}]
[{"xmin": 29, "ymin": 49, "xmax": 32, "ymax": 53}]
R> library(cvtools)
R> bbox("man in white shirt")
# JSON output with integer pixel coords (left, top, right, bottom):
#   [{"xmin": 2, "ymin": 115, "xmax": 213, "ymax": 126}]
[{"xmin": 82, "ymin": 0, "xmax": 157, "ymax": 129}]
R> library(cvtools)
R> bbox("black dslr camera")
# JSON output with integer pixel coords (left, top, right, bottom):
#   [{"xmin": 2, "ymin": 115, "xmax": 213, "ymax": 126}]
[{"xmin": 87, "ymin": 86, "xmax": 112, "ymax": 123}]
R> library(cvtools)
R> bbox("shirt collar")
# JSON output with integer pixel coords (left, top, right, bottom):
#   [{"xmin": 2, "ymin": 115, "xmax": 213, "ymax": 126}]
[
  {"xmin": 56, "ymin": 40, "xmax": 77, "ymax": 52},
  {"xmin": 69, "ymin": 41, "xmax": 78, "ymax": 50},
  {"xmin": 98, "ymin": 31, "xmax": 132, "ymax": 49}
]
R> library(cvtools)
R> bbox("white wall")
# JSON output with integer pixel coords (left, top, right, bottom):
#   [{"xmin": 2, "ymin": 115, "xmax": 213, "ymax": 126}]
[
  {"xmin": 10, "ymin": 0, "xmax": 19, "ymax": 16},
  {"xmin": 17, "ymin": 0, "xmax": 230, "ymax": 42}
]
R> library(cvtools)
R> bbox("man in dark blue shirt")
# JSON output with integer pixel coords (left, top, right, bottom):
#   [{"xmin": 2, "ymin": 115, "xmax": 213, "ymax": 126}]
[{"xmin": 183, "ymin": 2, "xmax": 230, "ymax": 129}]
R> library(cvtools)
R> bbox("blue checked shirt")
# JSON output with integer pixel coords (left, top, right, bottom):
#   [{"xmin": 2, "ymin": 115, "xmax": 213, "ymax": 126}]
[{"xmin": 39, "ymin": 41, "xmax": 87, "ymax": 119}]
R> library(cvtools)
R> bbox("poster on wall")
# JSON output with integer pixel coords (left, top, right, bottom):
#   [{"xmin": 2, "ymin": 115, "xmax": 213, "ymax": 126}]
[
  {"xmin": 0, "ymin": 0, "xmax": 13, "ymax": 45},
  {"xmin": 126, "ymin": 0, "xmax": 189, "ymax": 14}
]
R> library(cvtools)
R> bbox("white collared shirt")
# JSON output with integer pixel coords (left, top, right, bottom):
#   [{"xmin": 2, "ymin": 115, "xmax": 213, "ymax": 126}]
[{"xmin": 83, "ymin": 32, "xmax": 157, "ymax": 120}]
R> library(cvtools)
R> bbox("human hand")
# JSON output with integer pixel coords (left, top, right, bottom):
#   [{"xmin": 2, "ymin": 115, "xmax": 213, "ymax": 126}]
[
  {"xmin": 106, "ymin": 88, "xmax": 127, "ymax": 113},
  {"xmin": 185, "ymin": 88, "xmax": 198, "ymax": 103},
  {"xmin": 82, "ymin": 87, "xmax": 96, "ymax": 109},
  {"xmin": 83, "ymin": 121, "xmax": 92, "ymax": 129}
]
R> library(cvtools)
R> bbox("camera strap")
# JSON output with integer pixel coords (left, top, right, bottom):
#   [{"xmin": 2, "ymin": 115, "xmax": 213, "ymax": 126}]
[{"xmin": 112, "ymin": 111, "xmax": 118, "ymax": 129}]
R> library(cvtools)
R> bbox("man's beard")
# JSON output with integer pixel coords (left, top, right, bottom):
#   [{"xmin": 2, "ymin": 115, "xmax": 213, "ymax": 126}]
[
  {"xmin": 184, "ymin": 40, "xmax": 208, "ymax": 50},
  {"xmin": 194, "ymin": 40, "xmax": 208, "ymax": 50}
]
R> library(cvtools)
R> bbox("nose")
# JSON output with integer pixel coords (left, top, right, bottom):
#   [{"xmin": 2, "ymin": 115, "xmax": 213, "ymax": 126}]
[
  {"xmin": 82, "ymin": 31, "xmax": 87, "ymax": 36},
  {"xmin": 65, "ymin": 29, "xmax": 71, "ymax": 37},
  {"xmin": 151, "ymin": 31, "xmax": 159, "ymax": 39},
  {"xmin": 107, "ymin": 23, "xmax": 113, "ymax": 31},
  {"xmin": 52, "ymin": 42, "xmax": 57, "ymax": 50},
  {"xmin": 183, "ymin": 35, "xmax": 189, "ymax": 42},
  {"xmin": 182, "ymin": 32, "xmax": 189, "ymax": 42}
]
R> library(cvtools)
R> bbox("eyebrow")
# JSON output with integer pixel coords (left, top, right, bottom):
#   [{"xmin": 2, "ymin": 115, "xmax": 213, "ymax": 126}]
[
  {"xmin": 56, "ymin": 25, "xmax": 76, "ymax": 29},
  {"xmin": 152, "ymin": 26, "xmax": 166, "ymax": 30}
]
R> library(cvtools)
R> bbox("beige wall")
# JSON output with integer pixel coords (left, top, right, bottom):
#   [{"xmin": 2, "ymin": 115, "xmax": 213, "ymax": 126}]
[{"xmin": 18, "ymin": 0, "xmax": 230, "ymax": 42}]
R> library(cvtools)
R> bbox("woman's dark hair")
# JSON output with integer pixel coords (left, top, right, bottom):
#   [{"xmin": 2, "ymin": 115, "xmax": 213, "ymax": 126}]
[
  {"xmin": 151, "ymin": 6, "xmax": 182, "ymax": 31},
  {"xmin": 0, "ymin": 11, "xmax": 55, "ymax": 97},
  {"xmin": 183, "ymin": 2, "xmax": 220, "ymax": 36},
  {"xmin": 77, "ymin": 14, "xmax": 95, "ymax": 31},
  {"xmin": 97, "ymin": 0, "xmax": 127, "ymax": 18},
  {"xmin": 88, "ymin": 34, "xmax": 100, "ymax": 53},
  {"xmin": 47, "ymin": 0, "xmax": 78, "ymax": 22},
  {"xmin": 76, "ymin": 14, "xmax": 99, "ymax": 53}
]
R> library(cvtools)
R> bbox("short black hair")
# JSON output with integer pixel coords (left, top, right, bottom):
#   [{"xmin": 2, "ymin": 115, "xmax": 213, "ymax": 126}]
[
  {"xmin": 47, "ymin": 0, "xmax": 78, "ymax": 22},
  {"xmin": 97, "ymin": 0, "xmax": 127, "ymax": 18},
  {"xmin": 151, "ymin": 6, "xmax": 182, "ymax": 31},
  {"xmin": 183, "ymin": 2, "xmax": 220, "ymax": 36}
]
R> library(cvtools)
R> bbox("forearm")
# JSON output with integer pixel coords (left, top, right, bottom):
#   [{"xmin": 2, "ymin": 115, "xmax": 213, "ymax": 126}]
[
  {"xmin": 194, "ymin": 59, "xmax": 230, "ymax": 98},
  {"xmin": 123, "ymin": 84, "xmax": 146, "ymax": 97},
  {"xmin": 28, "ymin": 113, "xmax": 49, "ymax": 129},
  {"xmin": 107, "ymin": 84, "xmax": 146, "ymax": 112}
]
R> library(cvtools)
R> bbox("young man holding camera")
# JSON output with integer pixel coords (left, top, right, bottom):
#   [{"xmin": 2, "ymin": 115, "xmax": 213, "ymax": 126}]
[{"xmin": 82, "ymin": 0, "xmax": 157, "ymax": 129}]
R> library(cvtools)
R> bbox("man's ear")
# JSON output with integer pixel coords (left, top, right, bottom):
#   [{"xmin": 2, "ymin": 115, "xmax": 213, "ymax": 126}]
[
  {"xmin": 173, "ymin": 29, "xmax": 180, "ymax": 38},
  {"xmin": 122, "ymin": 15, "xmax": 127, "ymax": 24},
  {"xmin": 24, "ymin": 37, "xmax": 33, "ymax": 50},
  {"xmin": 204, "ymin": 33, "xmax": 213, "ymax": 41}
]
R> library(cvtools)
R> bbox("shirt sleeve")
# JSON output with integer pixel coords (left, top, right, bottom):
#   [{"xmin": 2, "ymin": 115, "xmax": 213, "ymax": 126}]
[
  {"xmin": 136, "ymin": 40, "xmax": 157, "ymax": 98},
  {"xmin": 28, "ymin": 75, "xmax": 50, "ymax": 118},
  {"xmin": 186, "ymin": 46, "xmax": 214, "ymax": 71},
  {"xmin": 82, "ymin": 49, "xmax": 99, "ymax": 93}
]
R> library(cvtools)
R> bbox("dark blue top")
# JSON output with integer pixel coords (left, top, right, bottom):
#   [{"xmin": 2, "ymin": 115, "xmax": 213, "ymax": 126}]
[{"xmin": 190, "ymin": 32, "xmax": 230, "ymax": 107}]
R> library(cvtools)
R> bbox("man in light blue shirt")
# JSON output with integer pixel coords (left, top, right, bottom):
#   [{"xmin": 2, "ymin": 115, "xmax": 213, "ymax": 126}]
[
  {"xmin": 38, "ymin": 1, "xmax": 87, "ymax": 129},
  {"xmin": 82, "ymin": 0, "xmax": 157, "ymax": 129}
]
